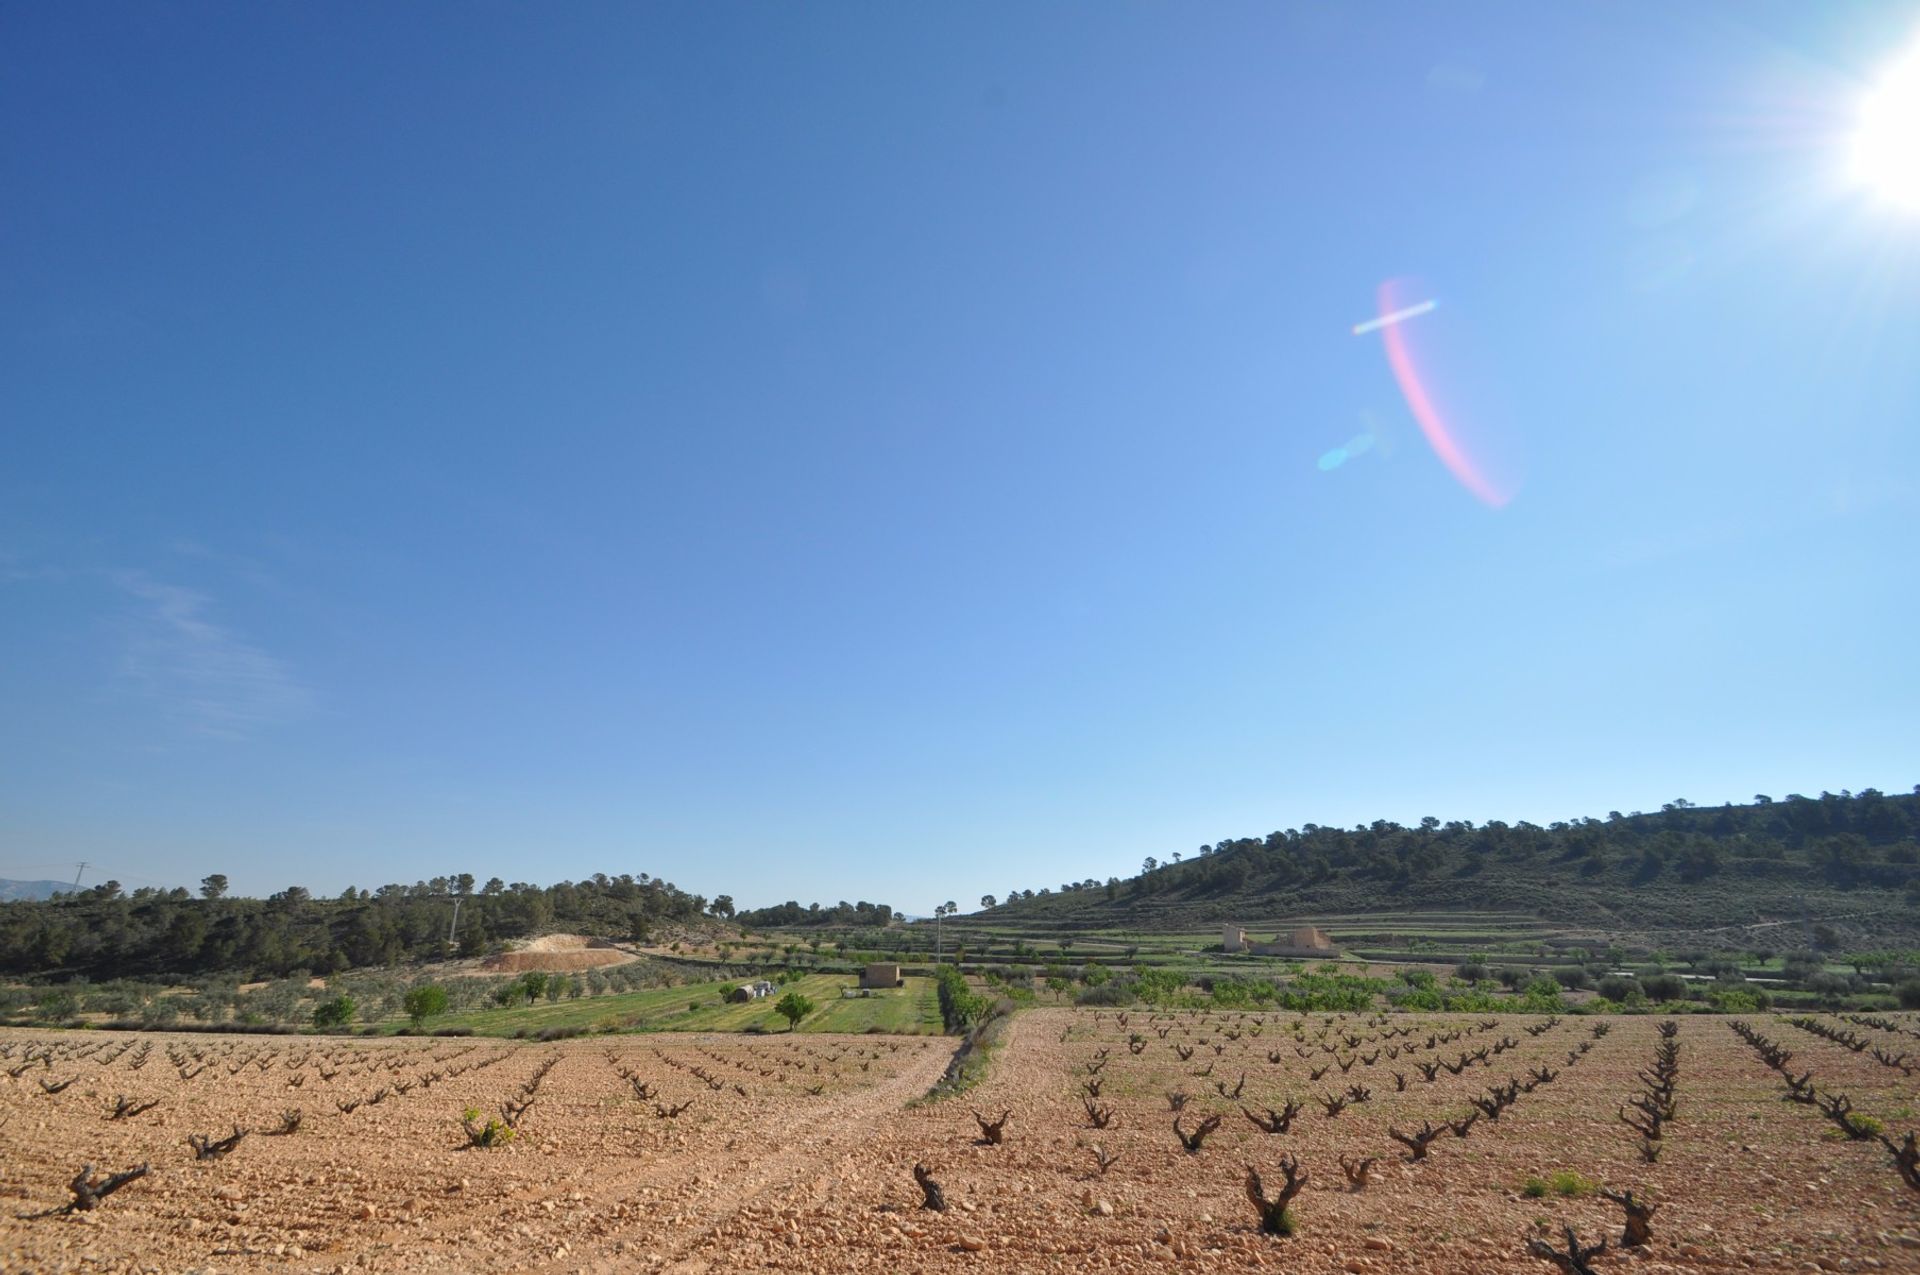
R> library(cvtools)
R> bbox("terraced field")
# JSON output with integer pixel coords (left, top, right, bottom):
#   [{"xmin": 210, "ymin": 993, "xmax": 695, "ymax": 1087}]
[
  {"xmin": 415, "ymin": 973, "xmax": 940, "ymax": 1038},
  {"xmin": 932, "ymin": 908, "xmax": 1596, "ymax": 975}
]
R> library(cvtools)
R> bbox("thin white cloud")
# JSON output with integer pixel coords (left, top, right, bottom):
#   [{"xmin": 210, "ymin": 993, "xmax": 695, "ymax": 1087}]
[
  {"xmin": 112, "ymin": 570, "xmax": 313, "ymax": 739},
  {"xmin": 0, "ymin": 550, "xmax": 69, "ymax": 584}
]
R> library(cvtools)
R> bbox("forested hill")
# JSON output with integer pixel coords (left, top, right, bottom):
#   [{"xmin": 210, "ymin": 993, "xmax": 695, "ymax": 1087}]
[
  {"xmin": 0, "ymin": 874, "xmax": 708, "ymax": 982},
  {"xmin": 982, "ymin": 789, "xmax": 1920, "ymax": 944}
]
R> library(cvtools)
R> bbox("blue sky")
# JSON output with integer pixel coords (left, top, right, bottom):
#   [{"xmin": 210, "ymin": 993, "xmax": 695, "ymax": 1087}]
[{"xmin": 3, "ymin": 4, "xmax": 1917, "ymax": 910}]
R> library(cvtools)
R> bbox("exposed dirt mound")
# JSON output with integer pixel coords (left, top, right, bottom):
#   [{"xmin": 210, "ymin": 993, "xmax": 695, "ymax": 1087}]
[
  {"xmin": 481, "ymin": 934, "xmax": 638, "ymax": 973},
  {"xmin": 522, "ymin": 935, "xmax": 609, "ymax": 952}
]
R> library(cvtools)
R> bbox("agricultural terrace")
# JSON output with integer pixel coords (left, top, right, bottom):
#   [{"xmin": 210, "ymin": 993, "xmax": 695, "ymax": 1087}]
[
  {"xmin": 413, "ymin": 973, "xmax": 941, "ymax": 1038},
  {"xmin": 4, "ymin": 1009, "xmax": 1918, "ymax": 1272}
]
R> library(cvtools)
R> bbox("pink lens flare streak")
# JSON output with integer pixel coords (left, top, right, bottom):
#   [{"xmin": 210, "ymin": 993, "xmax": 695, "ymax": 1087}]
[
  {"xmin": 1351, "ymin": 299, "xmax": 1436, "ymax": 335},
  {"xmin": 1371, "ymin": 282, "xmax": 1512, "ymax": 509}
]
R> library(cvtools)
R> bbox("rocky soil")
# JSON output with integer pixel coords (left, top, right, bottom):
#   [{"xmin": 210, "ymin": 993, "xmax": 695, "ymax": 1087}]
[{"xmin": 2, "ymin": 1010, "xmax": 1917, "ymax": 1273}]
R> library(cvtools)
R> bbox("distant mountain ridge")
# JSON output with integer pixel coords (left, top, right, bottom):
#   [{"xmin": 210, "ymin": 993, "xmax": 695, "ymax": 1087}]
[{"xmin": 0, "ymin": 879, "xmax": 72, "ymax": 902}]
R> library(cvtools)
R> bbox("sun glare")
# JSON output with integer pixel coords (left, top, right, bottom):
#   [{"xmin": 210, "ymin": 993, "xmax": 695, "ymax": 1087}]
[{"xmin": 1852, "ymin": 39, "xmax": 1920, "ymax": 210}]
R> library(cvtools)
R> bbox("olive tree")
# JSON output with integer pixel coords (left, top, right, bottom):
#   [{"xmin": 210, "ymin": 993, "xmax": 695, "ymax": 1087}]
[
  {"xmin": 403, "ymin": 984, "xmax": 449, "ymax": 1026},
  {"xmin": 774, "ymin": 991, "xmax": 816, "ymax": 1032}
]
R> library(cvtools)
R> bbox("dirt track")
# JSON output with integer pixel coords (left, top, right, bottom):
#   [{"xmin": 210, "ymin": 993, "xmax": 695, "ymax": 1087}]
[{"xmin": 3, "ymin": 1012, "xmax": 1918, "ymax": 1273}]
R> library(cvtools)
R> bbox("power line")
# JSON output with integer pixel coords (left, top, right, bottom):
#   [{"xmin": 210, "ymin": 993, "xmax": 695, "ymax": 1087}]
[{"xmin": 67, "ymin": 861, "xmax": 188, "ymax": 890}]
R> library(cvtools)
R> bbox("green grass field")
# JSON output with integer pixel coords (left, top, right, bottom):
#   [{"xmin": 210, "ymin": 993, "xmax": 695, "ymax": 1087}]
[{"xmin": 410, "ymin": 973, "xmax": 939, "ymax": 1038}]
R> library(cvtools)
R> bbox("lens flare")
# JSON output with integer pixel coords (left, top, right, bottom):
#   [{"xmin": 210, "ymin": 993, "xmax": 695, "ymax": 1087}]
[
  {"xmin": 1363, "ymin": 279, "xmax": 1517, "ymax": 508},
  {"xmin": 1351, "ymin": 299, "xmax": 1437, "ymax": 335},
  {"xmin": 1316, "ymin": 431, "xmax": 1377, "ymax": 473},
  {"xmin": 1851, "ymin": 39, "xmax": 1920, "ymax": 210}
]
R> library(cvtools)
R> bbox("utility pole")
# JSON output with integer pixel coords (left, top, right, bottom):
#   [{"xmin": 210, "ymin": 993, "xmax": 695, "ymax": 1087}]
[
  {"xmin": 447, "ymin": 895, "xmax": 463, "ymax": 951},
  {"xmin": 72, "ymin": 862, "xmax": 89, "ymax": 889}
]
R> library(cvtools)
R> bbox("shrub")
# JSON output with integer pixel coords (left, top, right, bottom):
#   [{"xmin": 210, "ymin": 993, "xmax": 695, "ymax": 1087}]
[
  {"xmin": 774, "ymin": 991, "xmax": 816, "ymax": 1031},
  {"xmin": 1517, "ymin": 978, "xmax": 1566, "ymax": 1013},
  {"xmin": 1075, "ymin": 981, "xmax": 1134, "ymax": 1007},
  {"xmin": 1708, "ymin": 987, "xmax": 1769, "ymax": 1013},
  {"xmin": 1209, "ymin": 977, "xmax": 1281, "ymax": 1009},
  {"xmin": 1898, "ymin": 979, "xmax": 1920, "ymax": 1010},
  {"xmin": 1805, "ymin": 972, "xmax": 1852, "ymax": 998},
  {"xmin": 1521, "ymin": 1176, "xmax": 1549, "ymax": 1199},
  {"xmin": 935, "ymin": 967, "xmax": 991, "ymax": 1031},
  {"xmin": 1274, "ymin": 972, "xmax": 1383, "ymax": 1013},
  {"xmin": 1639, "ymin": 973, "xmax": 1688, "ymax": 1002},
  {"xmin": 1455, "ymin": 962, "xmax": 1491, "ymax": 983},
  {"xmin": 1597, "ymin": 975, "xmax": 1642, "ymax": 1003},
  {"xmin": 1440, "ymin": 987, "xmax": 1503, "ymax": 1013},
  {"xmin": 34, "ymin": 989, "xmax": 79, "ymax": 1021},
  {"xmin": 1133, "ymin": 968, "xmax": 1193, "ymax": 1006},
  {"xmin": 460, "ymin": 1107, "xmax": 515, "ymax": 1148},
  {"xmin": 1551, "ymin": 967, "xmax": 1591, "ymax": 991},
  {"xmin": 1549, "ymin": 1170, "xmax": 1598, "ymax": 1197},
  {"xmin": 1392, "ymin": 986, "xmax": 1444, "ymax": 1011},
  {"xmin": 1780, "ymin": 950, "xmax": 1821, "ymax": 977},
  {"xmin": 403, "ymin": 985, "xmax": 449, "ymax": 1027},
  {"xmin": 311, "ymin": 995, "xmax": 355, "ymax": 1029}
]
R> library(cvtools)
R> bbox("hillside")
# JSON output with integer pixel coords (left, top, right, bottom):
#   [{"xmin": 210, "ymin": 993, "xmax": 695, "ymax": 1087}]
[
  {"xmin": 0, "ymin": 873, "xmax": 711, "ymax": 982},
  {"xmin": 979, "ymin": 790, "xmax": 1920, "ymax": 949}
]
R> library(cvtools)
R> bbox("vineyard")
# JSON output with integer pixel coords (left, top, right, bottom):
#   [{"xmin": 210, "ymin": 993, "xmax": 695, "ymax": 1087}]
[{"xmin": 2, "ymin": 1011, "xmax": 1917, "ymax": 1272}]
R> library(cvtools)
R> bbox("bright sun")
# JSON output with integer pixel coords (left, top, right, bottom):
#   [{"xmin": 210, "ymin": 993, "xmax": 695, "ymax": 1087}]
[{"xmin": 1852, "ymin": 40, "xmax": 1920, "ymax": 210}]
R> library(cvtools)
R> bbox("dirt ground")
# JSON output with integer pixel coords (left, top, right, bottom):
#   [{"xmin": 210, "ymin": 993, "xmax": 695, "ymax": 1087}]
[
  {"xmin": 2, "ymin": 1011, "xmax": 1917, "ymax": 1274},
  {"xmin": 479, "ymin": 935, "xmax": 639, "ymax": 975}
]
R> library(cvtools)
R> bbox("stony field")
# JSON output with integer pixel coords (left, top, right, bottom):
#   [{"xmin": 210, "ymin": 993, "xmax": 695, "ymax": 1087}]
[{"xmin": 2, "ymin": 1011, "xmax": 1918, "ymax": 1274}]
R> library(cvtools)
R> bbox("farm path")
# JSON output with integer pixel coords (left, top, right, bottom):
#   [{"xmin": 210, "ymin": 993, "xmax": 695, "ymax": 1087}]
[{"xmin": 497, "ymin": 1033, "xmax": 955, "ymax": 1275}]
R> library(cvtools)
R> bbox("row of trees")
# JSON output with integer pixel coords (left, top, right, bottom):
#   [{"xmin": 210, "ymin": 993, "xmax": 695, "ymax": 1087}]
[
  {"xmin": 4, "ymin": 953, "xmax": 689, "ymax": 1028},
  {"xmin": 732, "ymin": 899, "xmax": 897, "ymax": 929},
  {"xmin": 0, "ymin": 873, "xmax": 709, "ymax": 981}
]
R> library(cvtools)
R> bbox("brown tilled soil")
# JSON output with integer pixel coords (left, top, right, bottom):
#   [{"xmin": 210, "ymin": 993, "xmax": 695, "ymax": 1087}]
[{"xmin": 2, "ymin": 1011, "xmax": 1917, "ymax": 1274}]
